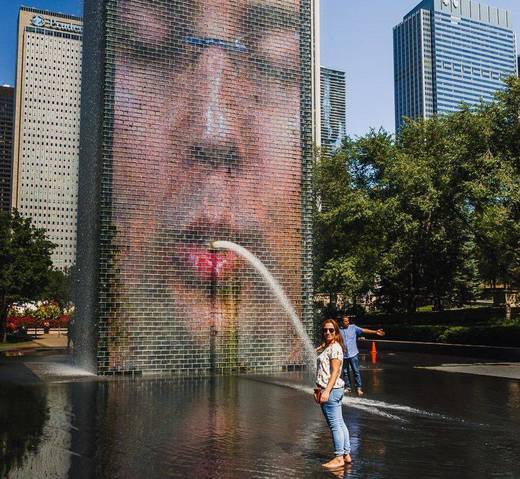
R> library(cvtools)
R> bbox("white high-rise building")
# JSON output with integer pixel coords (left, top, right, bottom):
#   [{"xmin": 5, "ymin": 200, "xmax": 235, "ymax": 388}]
[{"xmin": 12, "ymin": 7, "xmax": 82, "ymax": 269}]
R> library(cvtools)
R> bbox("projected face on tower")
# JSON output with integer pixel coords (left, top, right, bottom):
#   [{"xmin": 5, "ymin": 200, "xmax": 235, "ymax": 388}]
[{"xmin": 106, "ymin": 0, "xmax": 303, "ymax": 371}]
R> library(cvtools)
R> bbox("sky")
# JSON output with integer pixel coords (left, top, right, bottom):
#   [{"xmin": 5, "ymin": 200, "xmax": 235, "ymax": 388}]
[
  {"xmin": 0, "ymin": 0, "xmax": 519, "ymax": 137},
  {"xmin": 0, "ymin": 0, "xmax": 83, "ymax": 87}
]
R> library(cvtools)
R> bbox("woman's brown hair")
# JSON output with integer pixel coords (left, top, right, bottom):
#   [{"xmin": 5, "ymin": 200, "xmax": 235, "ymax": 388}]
[{"xmin": 321, "ymin": 318, "xmax": 345, "ymax": 352}]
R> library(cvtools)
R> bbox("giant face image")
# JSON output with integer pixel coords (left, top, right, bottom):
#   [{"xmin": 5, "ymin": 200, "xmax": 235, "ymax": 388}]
[{"xmin": 104, "ymin": 0, "xmax": 305, "ymax": 372}]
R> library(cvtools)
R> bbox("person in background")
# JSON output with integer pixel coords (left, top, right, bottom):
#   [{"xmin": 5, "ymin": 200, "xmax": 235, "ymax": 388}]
[
  {"xmin": 315, "ymin": 318, "xmax": 352, "ymax": 469},
  {"xmin": 339, "ymin": 313, "xmax": 385, "ymax": 396},
  {"xmin": 67, "ymin": 317, "xmax": 76, "ymax": 353}
]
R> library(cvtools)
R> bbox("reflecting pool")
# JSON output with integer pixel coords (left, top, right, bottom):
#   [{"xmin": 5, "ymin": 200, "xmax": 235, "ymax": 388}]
[{"xmin": 1, "ymin": 352, "xmax": 519, "ymax": 478}]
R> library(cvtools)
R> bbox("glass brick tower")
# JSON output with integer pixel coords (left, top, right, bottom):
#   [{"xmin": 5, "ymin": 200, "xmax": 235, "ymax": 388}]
[
  {"xmin": 394, "ymin": 0, "xmax": 518, "ymax": 131},
  {"xmin": 76, "ymin": 0, "xmax": 315, "ymax": 375}
]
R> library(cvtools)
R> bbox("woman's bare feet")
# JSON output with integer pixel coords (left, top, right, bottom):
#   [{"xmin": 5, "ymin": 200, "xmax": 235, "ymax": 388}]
[
  {"xmin": 322, "ymin": 456, "xmax": 345, "ymax": 469},
  {"xmin": 344, "ymin": 453, "xmax": 352, "ymax": 464}
]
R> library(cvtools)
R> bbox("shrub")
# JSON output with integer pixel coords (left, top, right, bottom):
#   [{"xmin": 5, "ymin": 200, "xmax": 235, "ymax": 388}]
[
  {"xmin": 379, "ymin": 322, "xmax": 520, "ymax": 347},
  {"xmin": 6, "ymin": 315, "xmax": 70, "ymax": 330},
  {"xmin": 33, "ymin": 302, "xmax": 61, "ymax": 322}
]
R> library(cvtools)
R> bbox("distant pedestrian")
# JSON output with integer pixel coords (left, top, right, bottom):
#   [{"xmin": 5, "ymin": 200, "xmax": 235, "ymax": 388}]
[
  {"xmin": 67, "ymin": 317, "xmax": 76, "ymax": 353},
  {"xmin": 339, "ymin": 313, "xmax": 385, "ymax": 396},
  {"xmin": 315, "ymin": 318, "xmax": 352, "ymax": 470}
]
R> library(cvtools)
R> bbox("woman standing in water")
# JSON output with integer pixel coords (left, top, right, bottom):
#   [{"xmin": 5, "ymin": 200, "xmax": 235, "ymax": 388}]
[{"xmin": 315, "ymin": 319, "xmax": 352, "ymax": 469}]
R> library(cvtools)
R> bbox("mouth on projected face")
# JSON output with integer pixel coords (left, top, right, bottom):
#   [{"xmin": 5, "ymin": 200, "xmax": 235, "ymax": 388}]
[
  {"xmin": 172, "ymin": 219, "xmax": 245, "ymax": 281},
  {"xmin": 181, "ymin": 245, "xmax": 239, "ymax": 281}
]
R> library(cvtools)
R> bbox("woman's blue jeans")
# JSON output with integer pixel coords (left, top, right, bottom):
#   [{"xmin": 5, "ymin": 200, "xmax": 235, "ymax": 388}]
[{"xmin": 320, "ymin": 388, "xmax": 350, "ymax": 456}]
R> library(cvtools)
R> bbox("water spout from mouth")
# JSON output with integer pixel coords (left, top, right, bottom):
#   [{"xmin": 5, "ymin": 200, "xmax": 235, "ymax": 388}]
[{"xmin": 210, "ymin": 240, "xmax": 317, "ymax": 369}]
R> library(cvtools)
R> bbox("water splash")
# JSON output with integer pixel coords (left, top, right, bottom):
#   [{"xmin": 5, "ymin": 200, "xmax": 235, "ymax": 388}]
[
  {"xmin": 24, "ymin": 361, "xmax": 96, "ymax": 383},
  {"xmin": 249, "ymin": 378, "xmax": 460, "ymax": 423},
  {"xmin": 210, "ymin": 240, "xmax": 317, "ymax": 368}
]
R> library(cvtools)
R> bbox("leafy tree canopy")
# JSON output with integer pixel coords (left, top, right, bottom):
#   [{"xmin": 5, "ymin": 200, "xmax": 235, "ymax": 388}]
[
  {"xmin": 0, "ymin": 210, "xmax": 55, "ymax": 341},
  {"xmin": 314, "ymin": 77, "xmax": 520, "ymax": 314}
]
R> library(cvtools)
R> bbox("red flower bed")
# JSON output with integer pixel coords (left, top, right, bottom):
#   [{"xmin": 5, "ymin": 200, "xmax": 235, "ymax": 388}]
[
  {"xmin": 7, "ymin": 316, "xmax": 38, "ymax": 330},
  {"xmin": 49, "ymin": 315, "xmax": 71, "ymax": 328},
  {"xmin": 6, "ymin": 315, "xmax": 71, "ymax": 332}
]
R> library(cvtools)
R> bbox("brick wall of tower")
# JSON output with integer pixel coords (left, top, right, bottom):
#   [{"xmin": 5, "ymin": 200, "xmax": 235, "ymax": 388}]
[{"xmin": 77, "ymin": 0, "xmax": 314, "ymax": 376}]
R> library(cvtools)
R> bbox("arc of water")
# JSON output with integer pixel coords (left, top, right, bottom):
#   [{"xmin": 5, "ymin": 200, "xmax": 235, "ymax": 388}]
[{"xmin": 210, "ymin": 240, "xmax": 317, "ymax": 367}]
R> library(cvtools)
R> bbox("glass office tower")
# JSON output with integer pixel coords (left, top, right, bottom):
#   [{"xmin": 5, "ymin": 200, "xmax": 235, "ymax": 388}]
[{"xmin": 394, "ymin": 0, "xmax": 518, "ymax": 131}]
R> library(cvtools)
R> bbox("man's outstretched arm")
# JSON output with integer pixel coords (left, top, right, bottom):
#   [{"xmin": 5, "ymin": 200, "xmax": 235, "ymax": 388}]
[{"xmin": 361, "ymin": 328, "xmax": 385, "ymax": 337}]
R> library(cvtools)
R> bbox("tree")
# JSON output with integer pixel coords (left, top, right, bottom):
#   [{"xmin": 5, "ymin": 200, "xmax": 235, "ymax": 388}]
[
  {"xmin": 483, "ymin": 77, "xmax": 520, "ymax": 319},
  {"xmin": 313, "ymin": 131, "xmax": 396, "ymax": 307},
  {"xmin": 315, "ymin": 123, "xmax": 483, "ymax": 313},
  {"xmin": 384, "ymin": 111, "xmax": 492, "ymax": 311},
  {"xmin": 0, "ymin": 210, "xmax": 55, "ymax": 342},
  {"xmin": 43, "ymin": 266, "xmax": 75, "ymax": 309},
  {"xmin": 313, "ymin": 79, "xmax": 520, "ymax": 317}
]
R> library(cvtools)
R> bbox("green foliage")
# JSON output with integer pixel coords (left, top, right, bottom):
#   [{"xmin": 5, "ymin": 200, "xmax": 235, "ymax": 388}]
[
  {"xmin": 367, "ymin": 306, "xmax": 508, "ymax": 325},
  {"xmin": 33, "ymin": 302, "xmax": 61, "ymax": 322},
  {"xmin": 479, "ymin": 77, "xmax": 520, "ymax": 288},
  {"xmin": 313, "ymin": 131, "xmax": 394, "ymax": 304},
  {"xmin": 314, "ymin": 77, "xmax": 520, "ymax": 314},
  {"xmin": 0, "ymin": 210, "xmax": 55, "ymax": 341},
  {"xmin": 42, "ymin": 266, "xmax": 75, "ymax": 308},
  {"xmin": 379, "ymin": 321, "xmax": 520, "ymax": 348}
]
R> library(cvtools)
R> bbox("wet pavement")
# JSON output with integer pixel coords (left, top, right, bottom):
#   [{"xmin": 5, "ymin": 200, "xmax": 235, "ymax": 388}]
[
  {"xmin": 0, "ymin": 331, "xmax": 68, "ymax": 357},
  {"xmin": 1, "ymin": 351, "xmax": 519, "ymax": 478},
  {"xmin": 419, "ymin": 361, "xmax": 520, "ymax": 379}
]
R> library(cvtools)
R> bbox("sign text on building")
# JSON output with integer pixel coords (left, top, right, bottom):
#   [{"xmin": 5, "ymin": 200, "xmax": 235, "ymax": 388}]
[{"xmin": 31, "ymin": 15, "xmax": 82, "ymax": 34}]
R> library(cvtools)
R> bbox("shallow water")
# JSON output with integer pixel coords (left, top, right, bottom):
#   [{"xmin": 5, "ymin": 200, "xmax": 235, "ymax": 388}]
[{"xmin": 1, "ymin": 352, "xmax": 519, "ymax": 478}]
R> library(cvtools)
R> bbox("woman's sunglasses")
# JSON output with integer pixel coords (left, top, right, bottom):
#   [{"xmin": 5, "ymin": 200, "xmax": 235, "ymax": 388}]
[{"xmin": 322, "ymin": 328, "xmax": 335, "ymax": 334}]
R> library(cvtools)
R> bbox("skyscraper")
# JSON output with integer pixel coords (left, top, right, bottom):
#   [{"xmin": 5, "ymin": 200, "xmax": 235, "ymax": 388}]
[
  {"xmin": 394, "ymin": 0, "xmax": 518, "ymax": 131},
  {"xmin": 312, "ymin": 0, "xmax": 322, "ymax": 147},
  {"xmin": 320, "ymin": 67, "xmax": 347, "ymax": 151},
  {"xmin": 0, "ymin": 86, "xmax": 14, "ymax": 213},
  {"xmin": 12, "ymin": 7, "xmax": 83, "ymax": 269}
]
